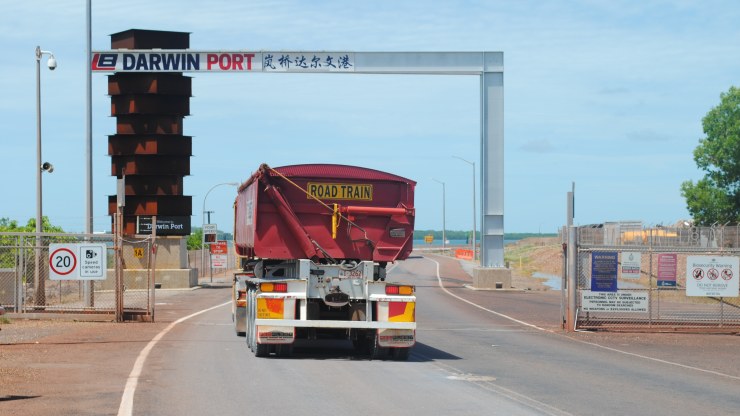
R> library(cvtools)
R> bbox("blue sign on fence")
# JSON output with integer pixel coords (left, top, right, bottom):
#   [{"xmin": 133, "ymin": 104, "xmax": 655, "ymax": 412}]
[{"xmin": 591, "ymin": 251, "xmax": 618, "ymax": 292}]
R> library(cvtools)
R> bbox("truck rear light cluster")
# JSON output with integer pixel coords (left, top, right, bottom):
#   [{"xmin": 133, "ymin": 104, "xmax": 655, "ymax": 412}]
[
  {"xmin": 385, "ymin": 285, "xmax": 414, "ymax": 295},
  {"xmin": 236, "ymin": 290, "xmax": 247, "ymax": 308},
  {"xmin": 260, "ymin": 282, "xmax": 288, "ymax": 293}
]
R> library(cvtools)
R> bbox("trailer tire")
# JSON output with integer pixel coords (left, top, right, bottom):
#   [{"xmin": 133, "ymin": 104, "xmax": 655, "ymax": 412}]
[
  {"xmin": 352, "ymin": 331, "xmax": 371, "ymax": 354},
  {"xmin": 350, "ymin": 304, "xmax": 370, "ymax": 355},
  {"xmin": 276, "ymin": 344, "xmax": 293, "ymax": 358},
  {"xmin": 370, "ymin": 332, "xmax": 389, "ymax": 360},
  {"xmin": 391, "ymin": 347, "xmax": 410, "ymax": 361},
  {"xmin": 254, "ymin": 342, "xmax": 270, "ymax": 358}
]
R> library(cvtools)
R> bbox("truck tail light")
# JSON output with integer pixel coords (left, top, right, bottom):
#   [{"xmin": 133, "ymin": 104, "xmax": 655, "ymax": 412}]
[
  {"xmin": 261, "ymin": 282, "xmax": 288, "ymax": 293},
  {"xmin": 385, "ymin": 285, "xmax": 414, "ymax": 295},
  {"xmin": 236, "ymin": 290, "xmax": 247, "ymax": 308}
]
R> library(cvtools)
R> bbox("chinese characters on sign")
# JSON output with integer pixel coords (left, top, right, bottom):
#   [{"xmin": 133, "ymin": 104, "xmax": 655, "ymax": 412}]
[{"xmin": 263, "ymin": 53, "xmax": 354, "ymax": 72}]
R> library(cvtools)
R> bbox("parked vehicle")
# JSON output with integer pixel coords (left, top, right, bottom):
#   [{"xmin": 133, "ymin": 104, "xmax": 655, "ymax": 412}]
[{"xmin": 233, "ymin": 163, "xmax": 417, "ymax": 359}]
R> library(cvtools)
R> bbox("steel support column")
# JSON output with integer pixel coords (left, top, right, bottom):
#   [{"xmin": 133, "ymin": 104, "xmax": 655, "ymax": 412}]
[{"xmin": 480, "ymin": 55, "xmax": 504, "ymax": 267}]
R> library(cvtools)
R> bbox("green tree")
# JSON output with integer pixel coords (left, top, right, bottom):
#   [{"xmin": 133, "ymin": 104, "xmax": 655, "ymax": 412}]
[
  {"xmin": 682, "ymin": 86, "xmax": 740, "ymax": 225},
  {"xmin": 0, "ymin": 217, "xmax": 67, "ymax": 268},
  {"xmin": 0, "ymin": 216, "xmax": 65, "ymax": 233},
  {"xmin": 187, "ymin": 228, "xmax": 203, "ymax": 250}
]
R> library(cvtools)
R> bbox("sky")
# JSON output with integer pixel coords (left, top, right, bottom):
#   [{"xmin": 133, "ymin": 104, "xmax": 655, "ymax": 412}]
[{"xmin": 1, "ymin": 0, "xmax": 739, "ymax": 235}]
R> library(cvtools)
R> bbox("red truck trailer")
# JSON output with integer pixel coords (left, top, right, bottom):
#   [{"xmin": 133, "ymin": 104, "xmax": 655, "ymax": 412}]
[{"xmin": 233, "ymin": 163, "xmax": 416, "ymax": 359}]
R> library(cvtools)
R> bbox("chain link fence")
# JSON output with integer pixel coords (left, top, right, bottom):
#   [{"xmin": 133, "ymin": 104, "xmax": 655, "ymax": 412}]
[
  {"xmin": 187, "ymin": 245, "xmax": 237, "ymax": 279},
  {"xmin": 0, "ymin": 232, "xmax": 155, "ymax": 318},
  {"xmin": 575, "ymin": 225, "xmax": 740, "ymax": 331}
]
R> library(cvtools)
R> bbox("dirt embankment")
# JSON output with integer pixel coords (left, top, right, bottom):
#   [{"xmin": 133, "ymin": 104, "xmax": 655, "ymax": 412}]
[{"xmin": 505, "ymin": 237, "xmax": 563, "ymax": 290}]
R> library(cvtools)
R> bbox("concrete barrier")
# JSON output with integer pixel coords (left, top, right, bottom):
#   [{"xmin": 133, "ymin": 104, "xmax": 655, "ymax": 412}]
[
  {"xmin": 473, "ymin": 267, "xmax": 512, "ymax": 289},
  {"xmin": 102, "ymin": 268, "xmax": 198, "ymax": 290}
]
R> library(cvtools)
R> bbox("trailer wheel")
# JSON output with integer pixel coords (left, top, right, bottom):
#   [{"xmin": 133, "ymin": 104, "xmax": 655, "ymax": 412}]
[
  {"xmin": 391, "ymin": 347, "xmax": 410, "ymax": 361},
  {"xmin": 370, "ymin": 332, "xmax": 389, "ymax": 360},
  {"xmin": 254, "ymin": 342, "xmax": 270, "ymax": 357},
  {"xmin": 246, "ymin": 287, "xmax": 272, "ymax": 357},
  {"xmin": 248, "ymin": 311, "xmax": 270, "ymax": 357},
  {"xmin": 349, "ymin": 304, "xmax": 370, "ymax": 354},
  {"xmin": 352, "ymin": 331, "xmax": 372, "ymax": 354},
  {"xmin": 276, "ymin": 344, "xmax": 293, "ymax": 358}
]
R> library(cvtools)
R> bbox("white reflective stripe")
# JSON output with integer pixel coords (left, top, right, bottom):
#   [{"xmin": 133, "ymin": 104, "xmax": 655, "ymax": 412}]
[
  {"xmin": 257, "ymin": 293, "xmax": 306, "ymax": 299},
  {"xmin": 368, "ymin": 295, "xmax": 416, "ymax": 302},
  {"xmin": 255, "ymin": 319, "xmax": 415, "ymax": 330}
]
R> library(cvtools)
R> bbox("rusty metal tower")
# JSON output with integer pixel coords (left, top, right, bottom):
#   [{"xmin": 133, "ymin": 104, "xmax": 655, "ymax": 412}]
[{"xmin": 107, "ymin": 29, "xmax": 192, "ymax": 235}]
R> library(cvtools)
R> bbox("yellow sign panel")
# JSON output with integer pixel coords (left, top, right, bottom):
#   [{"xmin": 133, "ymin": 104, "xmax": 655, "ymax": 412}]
[
  {"xmin": 307, "ymin": 182, "xmax": 373, "ymax": 201},
  {"xmin": 133, "ymin": 247, "xmax": 145, "ymax": 258},
  {"xmin": 424, "ymin": 235, "xmax": 434, "ymax": 244}
]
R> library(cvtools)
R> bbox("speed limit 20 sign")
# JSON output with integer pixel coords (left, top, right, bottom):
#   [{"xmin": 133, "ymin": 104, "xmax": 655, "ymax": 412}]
[{"xmin": 49, "ymin": 243, "xmax": 108, "ymax": 280}]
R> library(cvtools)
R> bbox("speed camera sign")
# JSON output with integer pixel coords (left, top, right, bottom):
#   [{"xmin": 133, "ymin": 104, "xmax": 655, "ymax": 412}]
[{"xmin": 49, "ymin": 243, "xmax": 107, "ymax": 280}]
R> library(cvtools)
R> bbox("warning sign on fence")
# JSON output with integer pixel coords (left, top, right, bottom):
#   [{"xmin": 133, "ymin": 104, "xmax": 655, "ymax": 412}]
[
  {"xmin": 686, "ymin": 255, "xmax": 739, "ymax": 297},
  {"xmin": 620, "ymin": 252, "xmax": 641, "ymax": 279},
  {"xmin": 581, "ymin": 290, "xmax": 649, "ymax": 312}
]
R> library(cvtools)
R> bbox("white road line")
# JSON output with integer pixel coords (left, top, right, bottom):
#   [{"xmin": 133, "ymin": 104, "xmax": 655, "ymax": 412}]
[
  {"xmin": 424, "ymin": 256, "xmax": 547, "ymax": 331},
  {"xmin": 117, "ymin": 301, "xmax": 230, "ymax": 416},
  {"xmin": 573, "ymin": 339, "xmax": 740, "ymax": 381},
  {"xmin": 423, "ymin": 256, "xmax": 740, "ymax": 381},
  {"xmin": 413, "ymin": 348, "xmax": 574, "ymax": 416}
]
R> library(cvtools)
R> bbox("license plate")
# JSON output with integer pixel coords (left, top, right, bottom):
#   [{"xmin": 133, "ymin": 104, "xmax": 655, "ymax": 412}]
[{"xmin": 339, "ymin": 269, "xmax": 363, "ymax": 278}]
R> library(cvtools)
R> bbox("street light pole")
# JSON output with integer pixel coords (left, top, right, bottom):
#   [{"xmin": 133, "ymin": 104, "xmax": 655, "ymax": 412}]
[
  {"xmin": 35, "ymin": 45, "xmax": 56, "ymax": 306},
  {"xmin": 432, "ymin": 179, "xmax": 446, "ymax": 251},
  {"xmin": 83, "ymin": 0, "xmax": 94, "ymax": 308},
  {"xmin": 453, "ymin": 156, "xmax": 476, "ymax": 260},
  {"xmin": 200, "ymin": 182, "xmax": 239, "ymax": 278}
]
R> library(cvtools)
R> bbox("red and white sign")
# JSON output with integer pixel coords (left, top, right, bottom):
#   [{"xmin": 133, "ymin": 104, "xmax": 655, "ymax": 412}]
[
  {"xmin": 49, "ymin": 246, "xmax": 77, "ymax": 277},
  {"xmin": 686, "ymin": 256, "xmax": 739, "ymax": 297},
  {"xmin": 211, "ymin": 254, "xmax": 228, "ymax": 269},
  {"xmin": 209, "ymin": 241, "xmax": 229, "ymax": 269},
  {"xmin": 209, "ymin": 241, "xmax": 228, "ymax": 255},
  {"xmin": 49, "ymin": 243, "xmax": 107, "ymax": 280}
]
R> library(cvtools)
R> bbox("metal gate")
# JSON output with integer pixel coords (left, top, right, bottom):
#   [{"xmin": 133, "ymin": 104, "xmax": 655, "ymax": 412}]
[
  {"xmin": 572, "ymin": 225, "xmax": 740, "ymax": 331},
  {"xmin": 0, "ymin": 232, "xmax": 155, "ymax": 320}
]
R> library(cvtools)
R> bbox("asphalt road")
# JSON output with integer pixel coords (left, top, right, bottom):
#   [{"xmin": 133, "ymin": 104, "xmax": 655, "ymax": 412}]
[
  {"xmin": 2, "ymin": 254, "xmax": 739, "ymax": 415},
  {"xmin": 134, "ymin": 255, "xmax": 739, "ymax": 416}
]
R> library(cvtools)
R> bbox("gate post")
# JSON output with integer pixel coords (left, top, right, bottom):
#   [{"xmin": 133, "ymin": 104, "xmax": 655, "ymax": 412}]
[
  {"xmin": 566, "ymin": 226, "xmax": 578, "ymax": 331},
  {"xmin": 16, "ymin": 236, "xmax": 24, "ymax": 312}
]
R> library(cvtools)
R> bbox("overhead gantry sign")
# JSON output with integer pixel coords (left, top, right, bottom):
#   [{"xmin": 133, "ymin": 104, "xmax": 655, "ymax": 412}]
[{"xmin": 92, "ymin": 50, "xmax": 506, "ymax": 267}]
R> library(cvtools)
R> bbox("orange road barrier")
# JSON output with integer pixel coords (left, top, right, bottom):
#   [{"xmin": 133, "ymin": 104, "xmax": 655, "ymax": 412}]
[{"xmin": 455, "ymin": 249, "xmax": 474, "ymax": 260}]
